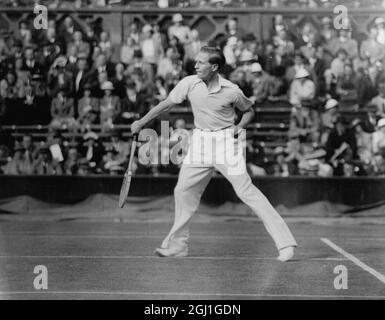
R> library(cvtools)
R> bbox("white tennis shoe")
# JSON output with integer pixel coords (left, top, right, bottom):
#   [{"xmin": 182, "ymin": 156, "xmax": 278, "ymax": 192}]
[
  {"xmin": 154, "ymin": 246, "xmax": 188, "ymax": 257},
  {"xmin": 277, "ymin": 246, "xmax": 295, "ymax": 262}
]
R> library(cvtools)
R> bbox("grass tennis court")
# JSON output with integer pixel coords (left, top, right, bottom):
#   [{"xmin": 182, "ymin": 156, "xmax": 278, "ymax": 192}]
[{"xmin": 0, "ymin": 219, "xmax": 384, "ymax": 300}]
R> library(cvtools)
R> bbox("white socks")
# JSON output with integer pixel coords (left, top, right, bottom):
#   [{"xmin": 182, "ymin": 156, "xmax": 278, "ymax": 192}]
[{"xmin": 277, "ymin": 246, "xmax": 295, "ymax": 262}]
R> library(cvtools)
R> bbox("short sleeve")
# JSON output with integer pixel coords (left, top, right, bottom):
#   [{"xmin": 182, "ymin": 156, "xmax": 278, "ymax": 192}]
[
  {"xmin": 168, "ymin": 76, "xmax": 193, "ymax": 104},
  {"xmin": 233, "ymin": 87, "xmax": 254, "ymax": 111}
]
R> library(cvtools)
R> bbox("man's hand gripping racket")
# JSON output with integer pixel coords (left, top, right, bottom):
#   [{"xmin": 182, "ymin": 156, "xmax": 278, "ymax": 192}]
[{"xmin": 119, "ymin": 133, "xmax": 139, "ymax": 208}]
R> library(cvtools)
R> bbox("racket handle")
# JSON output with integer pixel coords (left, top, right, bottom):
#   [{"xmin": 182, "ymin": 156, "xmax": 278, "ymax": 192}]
[{"xmin": 132, "ymin": 133, "xmax": 139, "ymax": 142}]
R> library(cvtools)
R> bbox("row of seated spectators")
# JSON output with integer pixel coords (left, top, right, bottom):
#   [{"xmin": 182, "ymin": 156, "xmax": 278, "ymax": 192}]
[{"xmin": 2, "ymin": 13, "xmax": 385, "ymax": 176}]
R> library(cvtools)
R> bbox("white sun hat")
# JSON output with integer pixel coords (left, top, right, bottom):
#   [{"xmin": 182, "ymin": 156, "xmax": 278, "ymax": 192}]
[
  {"xmin": 325, "ymin": 99, "xmax": 339, "ymax": 111},
  {"xmin": 295, "ymin": 68, "xmax": 310, "ymax": 79},
  {"xmin": 101, "ymin": 81, "xmax": 114, "ymax": 91},
  {"xmin": 251, "ymin": 62, "xmax": 263, "ymax": 73},
  {"xmin": 378, "ymin": 118, "xmax": 385, "ymax": 128}
]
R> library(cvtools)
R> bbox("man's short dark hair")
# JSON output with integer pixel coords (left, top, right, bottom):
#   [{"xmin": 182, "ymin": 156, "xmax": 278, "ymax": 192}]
[{"xmin": 200, "ymin": 46, "xmax": 226, "ymax": 70}]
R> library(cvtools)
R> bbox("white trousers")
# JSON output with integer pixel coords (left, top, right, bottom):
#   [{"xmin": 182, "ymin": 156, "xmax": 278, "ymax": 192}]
[{"xmin": 161, "ymin": 129, "xmax": 297, "ymax": 251}]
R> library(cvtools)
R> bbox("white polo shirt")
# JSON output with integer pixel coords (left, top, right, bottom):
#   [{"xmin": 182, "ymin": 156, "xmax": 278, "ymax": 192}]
[{"xmin": 169, "ymin": 75, "xmax": 253, "ymax": 131}]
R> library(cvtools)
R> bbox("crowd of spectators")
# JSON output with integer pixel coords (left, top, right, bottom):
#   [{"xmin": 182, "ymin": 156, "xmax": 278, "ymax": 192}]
[
  {"xmin": 2, "ymin": 11, "xmax": 385, "ymax": 177},
  {"xmin": 1, "ymin": 0, "xmax": 384, "ymax": 9}
]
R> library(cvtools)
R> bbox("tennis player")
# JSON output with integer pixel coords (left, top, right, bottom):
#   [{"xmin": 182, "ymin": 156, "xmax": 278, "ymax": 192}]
[{"xmin": 131, "ymin": 46, "xmax": 297, "ymax": 262}]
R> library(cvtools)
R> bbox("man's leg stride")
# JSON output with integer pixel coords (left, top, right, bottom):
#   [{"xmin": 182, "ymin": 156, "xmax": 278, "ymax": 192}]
[
  {"xmin": 155, "ymin": 165, "xmax": 213, "ymax": 257},
  {"xmin": 216, "ymin": 162, "xmax": 297, "ymax": 262}
]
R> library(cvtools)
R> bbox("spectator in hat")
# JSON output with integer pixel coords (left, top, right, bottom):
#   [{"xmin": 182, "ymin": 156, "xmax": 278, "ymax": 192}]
[
  {"xmin": 20, "ymin": 134, "xmax": 37, "ymax": 175},
  {"xmin": 32, "ymin": 147, "xmax": 63, "ymax": 175},
  {"xmin": 330, "ymin": 48, "xmax": 349, "ymax": 79},
  {"xmin": 57, "ymin": 16, "xmax": 76, "ymax": 51},
  {"xmin": 184, "ymin": 29, "xmax": 202, "ymax": 62},
  {"xmin": 109, "ymin": 130, "xmax": 130, "ymax": 164},
  {"xmin": 50, "ymin": 88, "xmax": 77, "ymax": 130},
  {"xmin": 41, "ymin": 27, "xmax": 63, "ymax": 56},
  {"xmin": 289, "ymin": 68, "xmax": 315, "ymax": 107},
  {"xmin": 99, "ymin": 31, "xmax": 113, "ymax": 55},
  {"xmin": 375, "ymin": 17, "xmax": 385, "ymax": 45},
  {"xmin": 64, "ymin": 146, "xmax": 81, "ymax": 175},
  {"xmin": 14, "ymin": 56, "xmax": 29, "ymax": 84},
  {"xmin": 99, "ymin": 81, "xmax": 121, "ymax": 127},
  {"xmin": 273, "ymin": 28, "xmax": 295, "ymax": 57},
  {"xmin": 127, "ymin": 49, "xmax": 154, "ymax": 83},
  {"xmin": 10, "ymin": 39, "xmax": 24, "ymax": 61},
  {"xmin": 289, "ymin": 100, "xmax": 320, "ymax": 143},
  {"xmin": 79, "ymin": 131, "xmax": 104, "ymax": 173},
  {"xmin": 168, "ymin": 35, "xmax": 185, "ymax": 62},
  {"xmin": 352, "ymin": 118, "xmax": 373, "ymax": 163},
  {"xmin": 336, "ymin": 62, "xmax": 358, "ymax": 100},
  {"xmin": 321, "ymin": 98, "xmax": 340, "ymax": 145},
  {"xmin": 120, "ymin": 80, "xmax": 148, "ymax": 123},
  {"xmin": 65, "ymin": 45, "xmax": 79, "ymax": 73},
  {"xmin": 356, "ymin": 64, "xmax": 379, "ymax": 109},
  {"xmin": 77, "ymin": 83, "xmax": 100, "ymax": 127},
  {"xmin": 39, "ymin": 41, "xmax": 59, "ymax": 73},
  {"xmin": 47, "ymin": 55, "xmax": 74, "ymax": 98},
  {"xmin": 308, "ymin": 45, "xmax": 329, "ymax": 97},
  {"xmin": 223, "ymin": 36, "xmax": 238, "ymax": 68},
  {"xmin": 0, "ymin": 31, "xmax": 11, "ymax": 62},
  {"xmin": 372, "ymin": 118, "xmax": 385, "ymax": 158},
  {"xmin": 360, "ymin": 26, "xmax": 385, "ymax": 64},
  {"xmin": 87, "ymin": 53, "xmax": 116, "ymax": 84},
  {"xmin": 168, "ymin": 13, "xmax": 191, "ymax": 45},
  {"xmin": 120, "ymin": 36, "xmax": 138, "ymax": 65},
  {"xmin": 126, "ymin": 21, "xmax": 140, "ymax": 45},
  {"xmin": 101, "ymin": 146, "xmax": 125, "ymax": 175},
  {"xmin": 328, "ymin": 29, "xmax": 358, "ymax": 59},
  {"xmin": 17, "ymin": 19, "xmax": 32, "ymax": 47},
  {"xmin": 224, "ymin": 18, "xmax": 245, "ymax": 42},
  {"xmin": 67, "ymin": 31, "xmax": 90, "ymax": 60},
  {"xmin": 111, "ymin": 62, "xmax": 126, "ymax": 99},
  {"xmin": 140, "ymin": 24, "xmax": 164, "ymax": 67},
  {"xmin": 0, "ymin": 70, "xmax": 23, "ymax": 99},
  {"xmin": 157, "ymin": 47, "xmax": 180, "ymax": 80},
  {"xmin": 73, "ymin": 52, "xmax": 90, "ymax": 99},
  {"xmin": 22, "ymin": 46, "xmax": 42, "ymax": 75},
  {"xmin": 3, "ymin": 144, "xmax": 25, "ymax": 175},
  {"xmin": 319, "ymin": 16, "xmax": 336, "ymax": 44},
  {"xmin": 368, "ymin": 78, "xmax": 385, "ymax": 117},
  {"xmin": 249, "ymin": 63, "xmax": 274, "ymax": 104},
  {"xmin": 285, "ymin": 52, "xmax": 311, "ymax": 83},
  {"xmin": 325, "ymin": 117, "xmax": 357, "ymax": 169}
]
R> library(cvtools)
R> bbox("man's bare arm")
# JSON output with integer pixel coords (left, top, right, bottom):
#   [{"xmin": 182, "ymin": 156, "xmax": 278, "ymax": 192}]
[{"xmin": 131, "ymin": 97, "xmax": 176, "ymax": 133}]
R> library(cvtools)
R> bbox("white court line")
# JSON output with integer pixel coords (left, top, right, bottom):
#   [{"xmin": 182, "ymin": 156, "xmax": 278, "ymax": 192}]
[
  {"xmin": 0, "ymin": 255, "xmax": 346, "ymax": 261},
  {"xmin": 321, "ymin": 238, "xmax": 385, "ymax": 285},
  {"xmin": 1, "ymin": 233, "xmax": 385, "ymax": 242},
  {"xmin": 0, "ymin": 291, "xmax": 383, "ymax": 299}
]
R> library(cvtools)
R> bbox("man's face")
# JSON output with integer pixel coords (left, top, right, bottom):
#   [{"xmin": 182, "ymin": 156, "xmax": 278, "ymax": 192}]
[
  {"xmin": 195, "ymin": 51, "xmax": 216, "ymax": 81},
  {"xmin": 25, "ymin": 49, "xmax": 34, "ymax": 60},
  {"xmin": 379, "ymin": 83, "xmax": 385, "ymax": 96},
  {"xmin": 78, "ymin": 59, "xmax": 87, "ymax": 70},
  {"xmin": 22, "ymin": 136, "xmax": 32, "ymax": 149}
]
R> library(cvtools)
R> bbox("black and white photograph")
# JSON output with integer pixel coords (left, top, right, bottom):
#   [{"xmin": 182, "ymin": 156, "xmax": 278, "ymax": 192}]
[{"xmin": 0, "ymin": 0, "xmax": 384, "ymax": 307}]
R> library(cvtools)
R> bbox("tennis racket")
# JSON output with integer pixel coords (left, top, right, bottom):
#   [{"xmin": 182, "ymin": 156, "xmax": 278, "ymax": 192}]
[{"xmin": 118, "ymin": 133, "xmax": 139, "ymax": 208}]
